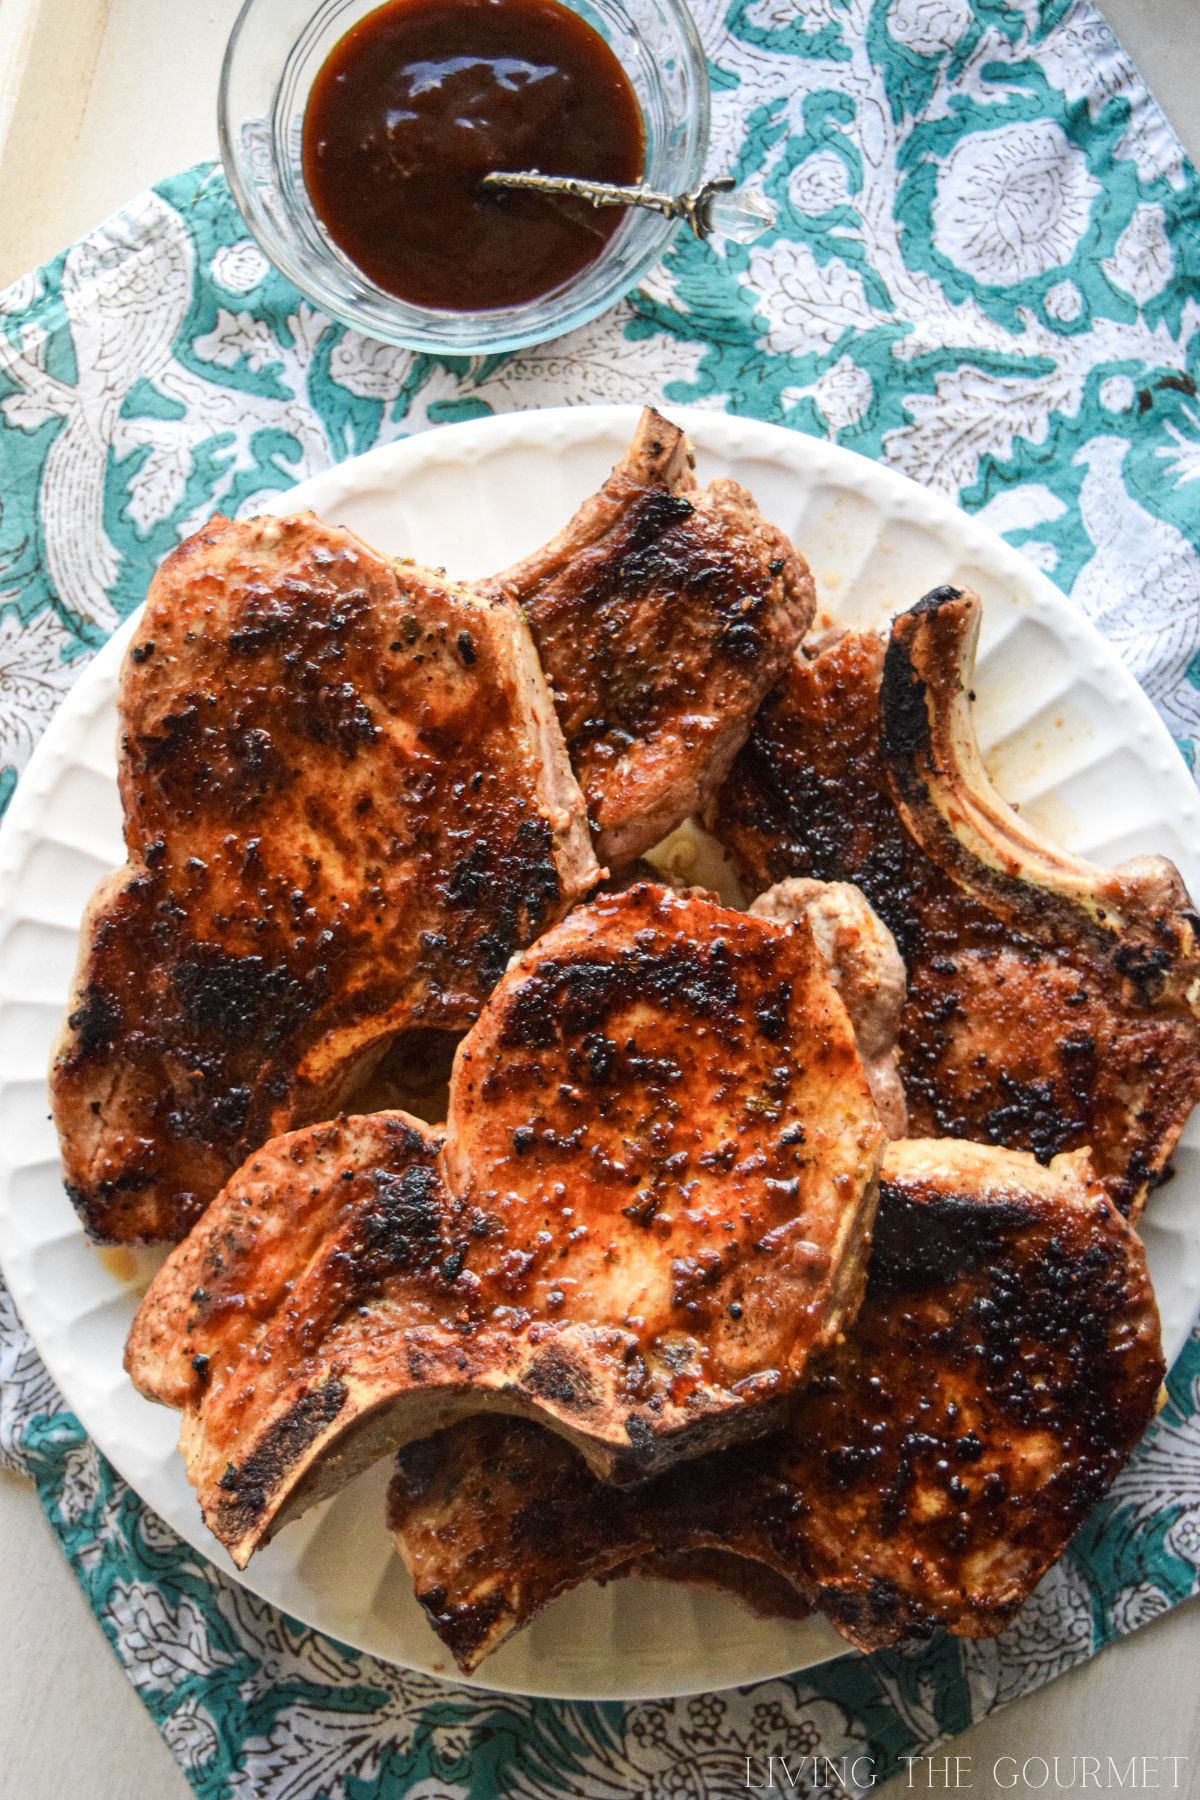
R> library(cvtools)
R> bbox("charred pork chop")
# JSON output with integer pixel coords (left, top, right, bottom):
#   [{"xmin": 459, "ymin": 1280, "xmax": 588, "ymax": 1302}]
[
  {"xmin": 387, "ymin": 1137, "xmax": 1164, "ymax": 1673},
  {"xmin": 481, "ymin": 409, "xmax": 815, "ymax": 865},
  {"xmin": 52, "ymin": 513, "xmax": 597, "ymax": 1244},
  {"xmin": 441, "ymin": 883, "xmax": 884, "ymax": 1433},
  {"xmin": 126, "ymin": 884, "xmax": 883, "ymax": 1564},
  {"xmin": 709, "ymin": 588, "xmax": 1200, "ymax": 1218}
]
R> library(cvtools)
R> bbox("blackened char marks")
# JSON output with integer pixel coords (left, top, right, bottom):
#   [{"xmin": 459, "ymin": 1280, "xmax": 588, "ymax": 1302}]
[
  {"xmin": 909, "ymin": 585, "xmax": 966, "ymax": 618},
  {"xmin": 140, "ymin": 705, "xmax": 203, "ymax": 775},
  {"xmin": 415, "ymin": 1583, "xmax": 508, "ymax": 1670},
  {"xmin": 355, "ymin": 1160, "xmax": 445, "ymax": 1273},
  {"xmin": 712, "ymin": 634, "xmax": 951, "ymax": 951},
  {"xmin": 979, "ymin": 1070, "xmax": 1084, "ymax": 1165},
  {"xmin": 214, "ymin": 1379, "xmax": 348, "ymax": 1542},
  {"xmin": 445, "ymin": 815, "xmax": 563, "ymax": 989},
  {"xmin": 880, "ymin": 624, "xmax": 932, "ymax": 772},
  {"xmin": 756, "ymin": 1163, "xmax": 1165, "ymax": 1648},
  {"xmin": 610, "ymin": 489, "xmax": 773, "ymax": 666},
  {"xmin": 609, "ymin": 488, "xmax": 696, "ymax": 571},
  {"xmin": 623, "ymin": 1413, "xmax": 657, "ymax": 1458},
  {"xmin": 867, "ymin": 1181, "xmax": 1038, "ymax": 1293},
  {"xmin": 521, "ymin": 1345, "xmax": 600, "ymax": 1412},
  {"xmin": 305, "ymin": 680, "xmax": 379, "ymax": 754},
  {"xmin": 818, "ymin": 1580, "xmax": 932, "ymax": 1646},
  {"xmin": 65, "ymin": 982, "xmax": 123, "ymax": 1062},
  {"xmin": 496, "ymin": 940, "xmax": 747, "ymax": 1052},
  {"xmin": 204, "ymin": 1085, "xmax": 253, "ymax": 1141},
  {"xmin": 554, "ymin": 489, "xmax": 773, "ymax": 740},
  {"xmin": 225, "ymin": 724, "xmax": 290, "ymax": 806},
  {"xmin": 224, "ymin": 583, "xmax": 363, "ymax": 657},
  {"xmin": 1112, "ymin": 940, "xmax": 1174, "ymax": 1002},
  {"xmin": 171, "ymin": 947, "xmax": 325, "ymax": 1047}
]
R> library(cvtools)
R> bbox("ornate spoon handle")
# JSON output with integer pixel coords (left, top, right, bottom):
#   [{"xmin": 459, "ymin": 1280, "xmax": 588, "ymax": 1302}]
[{"xmin": 482, "ymin": 171, "xmax": 775, "ymax": 244}]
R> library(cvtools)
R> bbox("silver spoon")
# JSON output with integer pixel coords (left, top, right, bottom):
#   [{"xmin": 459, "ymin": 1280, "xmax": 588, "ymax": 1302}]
[{"xmin": 482, "ymin": 170, "xmax": 775, "ymax": 244}]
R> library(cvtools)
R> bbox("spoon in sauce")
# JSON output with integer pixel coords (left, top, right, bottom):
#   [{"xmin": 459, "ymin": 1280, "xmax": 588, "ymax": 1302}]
[
  {"xmin": 302, "ymin": 0, "xmax": 648, "ymax": 312},
  {"xmin": 302, "ymin": 0, "xmax": 768, "ymax": 315},
  {"xmin": 482, "ymin": 170, "xmax": 775, "ymax": 244}
]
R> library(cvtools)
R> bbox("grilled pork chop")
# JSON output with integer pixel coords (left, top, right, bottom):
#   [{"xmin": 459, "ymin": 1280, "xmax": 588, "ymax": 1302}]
[
  {"xmin": 481, "ymin": 409, "xmax": 815, "ymax": 864},
  {"xmin": 52, "ymin": 513, "xmax": 597, "ymax": 1243},
  {"xmin": 387, "ymin": 1137, "xmax": 1164, "ymax": 1673},
  {"xmin": 709, "ymin": 588, "xmax": 1200, "ymax": 1218},
  {"xmin": 126, "ymin": 884, "xmax": 884, "ymax": 1564}
]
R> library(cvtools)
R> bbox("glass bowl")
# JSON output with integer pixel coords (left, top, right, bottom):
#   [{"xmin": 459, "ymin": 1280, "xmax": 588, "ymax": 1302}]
[{"xmin": 218, "ymin": 0, "xmax": 710, "ymax": 354}]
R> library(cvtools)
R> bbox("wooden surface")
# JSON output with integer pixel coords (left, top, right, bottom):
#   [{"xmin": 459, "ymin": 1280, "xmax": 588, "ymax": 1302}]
[{"xmin": 1, "ymin": 1, "xmax": 1200, "ymax": 1794}]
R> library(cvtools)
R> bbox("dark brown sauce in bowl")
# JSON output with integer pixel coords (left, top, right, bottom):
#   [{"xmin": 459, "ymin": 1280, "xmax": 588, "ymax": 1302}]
[{"xmin": 302, "ymin": 0, "xmax": 645, "ymax": 312}]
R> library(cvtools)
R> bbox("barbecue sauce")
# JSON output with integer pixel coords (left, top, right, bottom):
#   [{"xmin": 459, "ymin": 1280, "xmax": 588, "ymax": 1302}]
[{"xmin": 302, "ymin": 0, "xmax": 645, "ymax": 312}]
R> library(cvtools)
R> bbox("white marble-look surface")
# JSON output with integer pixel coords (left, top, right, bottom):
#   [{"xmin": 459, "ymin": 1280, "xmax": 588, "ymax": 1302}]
[{"xmin": 1, "ymin": 2, "xmax": 1198, "ymax": 1794}]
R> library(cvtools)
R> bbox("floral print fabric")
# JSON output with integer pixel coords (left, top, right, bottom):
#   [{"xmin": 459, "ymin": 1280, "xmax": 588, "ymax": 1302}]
[{"xmin": 1, "ymin": 2, "xmax": 1199, "ymax": 1795}]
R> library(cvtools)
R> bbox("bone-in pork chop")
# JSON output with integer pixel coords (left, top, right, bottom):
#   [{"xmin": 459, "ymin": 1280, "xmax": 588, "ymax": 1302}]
[
  {"xmin": 481, "ymin": 409, "xmax": 815, "ymax": 865},
  {"xmin": 442, "ymin": 882, "xmax": 883, "ymax": 1406},
  {"xmin": 387, "ymin": 1137, "xmax": 1164, "ymax": 1673},
  {"xmin": 125, "ymin": 884, "xmax": 883, "ymax": 1565},
  {"xmin": 52, "ymin": 512, "xmax": 598, "ymax": 1244},
  {"xmin": 708, "ymin": 588, "xmax": 1200, "ymax": 1218}
]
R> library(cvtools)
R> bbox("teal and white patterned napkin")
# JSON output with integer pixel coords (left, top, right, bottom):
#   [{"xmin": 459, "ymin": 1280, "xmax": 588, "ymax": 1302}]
[{"xmin": 2, "ymin": 3, "xmax": 1200, "ymax": 1795}]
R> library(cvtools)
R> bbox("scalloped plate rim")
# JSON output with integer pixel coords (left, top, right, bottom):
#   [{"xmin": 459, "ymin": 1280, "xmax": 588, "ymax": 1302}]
[{"xmin": 0, "ymin": 403, "xmax": 1196, "ymax": 1701}]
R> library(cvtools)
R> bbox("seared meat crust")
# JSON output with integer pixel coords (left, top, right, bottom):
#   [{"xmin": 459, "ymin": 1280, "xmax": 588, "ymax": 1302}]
[
  {"xmin": 444, "ymin": 883, "xmax": 884, "ymax": 1429},
  {"xmin": 52, "ymin": 512, "xmax": 597, "ymax": 1243},
  {"xmin": 709, "ymin": 589, "xmax": 1200, "ymax": 1218},
  {"xmin": 387, "ymin": 1138, "xmax": 1164, "ymax": 1673},
  {"xmin": 125, "ymin": 885, "xmax": 883, "ymax": 1564},
  {"xmin": 482, "ymin": 409, "xmax": 815, "ymax": 864}
]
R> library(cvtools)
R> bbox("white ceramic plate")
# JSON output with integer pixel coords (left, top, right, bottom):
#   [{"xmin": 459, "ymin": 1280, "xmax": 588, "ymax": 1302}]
[{"xmin": 1, "ymin": 406, "xmax": 1198, "ymax": 1702}]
